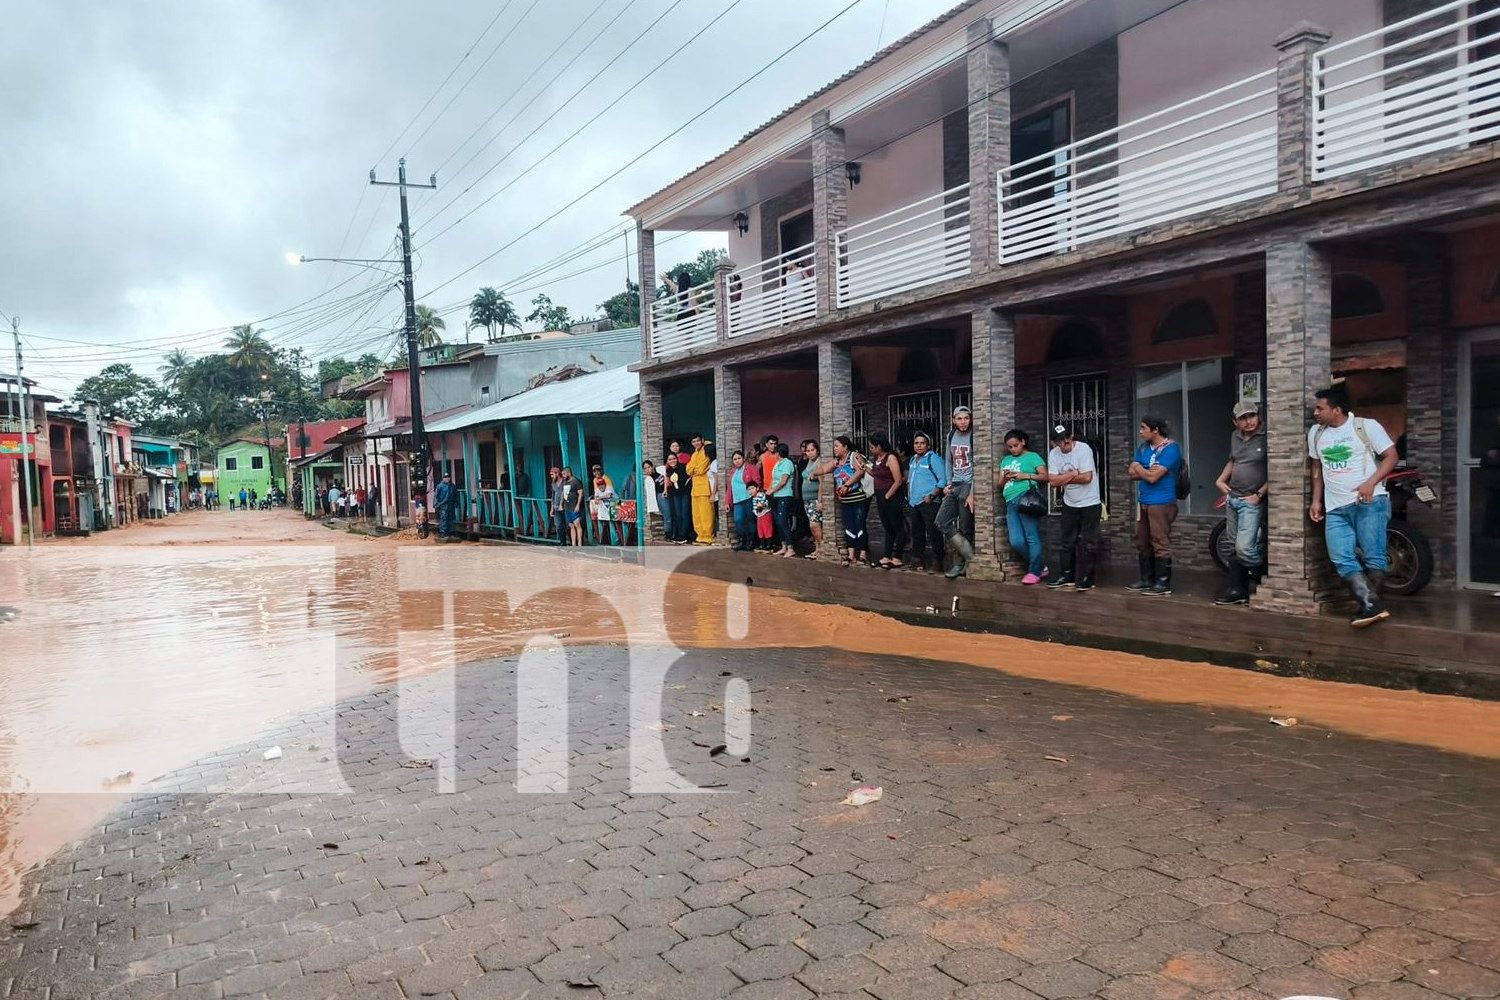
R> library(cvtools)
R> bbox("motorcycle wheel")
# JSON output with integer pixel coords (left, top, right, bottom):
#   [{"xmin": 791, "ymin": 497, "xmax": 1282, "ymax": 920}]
[
  {"xmin": 417, "ymin": 521, "xmax": 430, "ymax": 540},
  {"xmin": 1209, "ymin": 520, "xmax": 1233, "ymax": 572},
  {"xmin": 1384, "ymin": 520, "xmax": 1433, "ymax": 596}
]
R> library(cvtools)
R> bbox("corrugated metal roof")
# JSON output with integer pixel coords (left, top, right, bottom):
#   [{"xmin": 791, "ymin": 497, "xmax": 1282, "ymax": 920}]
[
  {"xmin": 626, "ymin": 0, "xmax": 987, "ymax": 216},
  {"xmin": 425, "ymin": 367, "xmax": 640, "ymax": 433}
]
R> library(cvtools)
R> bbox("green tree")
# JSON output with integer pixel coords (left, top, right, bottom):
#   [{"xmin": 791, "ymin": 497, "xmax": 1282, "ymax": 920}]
[
  {"xmin": 224, "ymin": 324, "xmax": 274, "ymax": 379},
  {"xmin": 468, "ymin": 287, "xmax": 521, "ymax": 342},
  {"xmin": 597, "ymin": 280, "xmax": 640, "ymax": 328},
  {"xmin": 414, "ymin": 305, "xmax": 446, "ymax": 348},
  {"xmin": 526, "ymin": 294, "xmax": 572, "ymax": 332},
  {"xmin": 656, "ymin": 249, "xmax": 729, "ymax": 299},
  {"xmin": 159, "ymin": 348, "xmax": 193, "ymax": 389},
  {"xmin": 73, "ymin": 363, "xmax": 159, "ymax": 424}
]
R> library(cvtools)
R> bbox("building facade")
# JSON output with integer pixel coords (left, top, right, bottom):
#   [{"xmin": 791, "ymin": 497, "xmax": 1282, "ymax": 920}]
[
  {"xmin": 627, "ymin": 0, "xmax": 1500, "ymax": 609},
  {"xmin": 0, "ymin": 374, "xmax": 55, "ymax": 544},
  {"xmin": 215, "ymin": 437, "xmax": 283, "ymax": 505}
]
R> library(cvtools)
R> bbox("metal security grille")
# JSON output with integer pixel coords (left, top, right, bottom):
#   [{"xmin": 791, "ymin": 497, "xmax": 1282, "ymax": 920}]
[
  {"xmin": 889, "ymin": 390, "xmax": 942, "ymax": 457},
  {"xmin": 852, "ymin": 403, "xmax": 868, "ymax": 453},
  {"xmin": 951, "ymin": 386, "xmax": 972, "ymax": 415},
  {"xmin": 1046, "ymin": 374, "xmax": 1108, "ymax": 513}
]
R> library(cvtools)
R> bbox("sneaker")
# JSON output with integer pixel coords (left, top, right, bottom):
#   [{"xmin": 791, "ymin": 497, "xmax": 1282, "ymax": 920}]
[
  {"xmin": 1214, "ymin": 591, "xmax": 1248, "ymax": 606},
  {"xmin": 1021, "ymin": 573, "xmax": 1041, "ymax": 586},
  {"xmin": 1074, "ymin": 579, "xmax": 1094, "ymax": 592},
  {"xmin": 1047, "ymin": 575, "xmax": 1075, "ymax": 590}
]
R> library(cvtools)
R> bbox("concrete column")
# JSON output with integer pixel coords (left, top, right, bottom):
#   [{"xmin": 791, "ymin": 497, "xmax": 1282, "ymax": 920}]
[
  {"xmin": 817, "ymin": 340, "xmax": 853, "ymax": 559},
  {"xmin": 967, "ymin": 18, "xmax": 1010, "ymax": 272},
  {"xmin": 713, "ymin": 364, "xmax": 742, "ymax": 546},
  {"xmin": 1274, "ymin": 22, "xmax": 1332, "ymax": 196},
  {"xmin": 966, "ymin": 308, "xmax": 1016, "ymax": 581},
  {"xmin": 812, "ymin": 110, "xmax": 848, "ymax": 316},
  {"xmin": 1254, "ymin": 241, "xmax": 1332, "ymax": 615},
  {"xmin": 713, "ymin": 258, "xmax": 735, "ymax": 344},
  {"xmin": 639, "ymin": 378, "xmax": 665, "ymax": 543},
  {"xmin": 636, "ymin": 222, "xmax": 656, "ymax": 358}
]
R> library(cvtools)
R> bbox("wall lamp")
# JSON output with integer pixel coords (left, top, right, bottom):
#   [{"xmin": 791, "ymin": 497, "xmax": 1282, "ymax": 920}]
[
  {"xmin": 846, "ymin": 161, "xmax": 862, "ymax": 188},
  {"xmin": 733, "ymin": 211, "xmax": 749, "ymax": 236}
]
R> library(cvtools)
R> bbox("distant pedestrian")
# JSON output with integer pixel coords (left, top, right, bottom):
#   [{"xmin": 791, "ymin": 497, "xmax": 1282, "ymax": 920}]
[
  {"xmin": 938, "ymin": 406, "xmax": 976, "ymax": 578},
  {"xmin": 434, "ymin": 473, "xmax": 458, "ymax": 538},
  {"xmin": 906, "ymin": 431, "xmax": 946, "ymax": 573},
  {"xmin": 550, "ymin": 467, "xmax": 567, "ymax": 542},
  {"xmin": 999, "ymin": 428, "xmax": 1048, "ymax": 585},
  {"xmin": 1128, "ymin": 415, "xmax": 1183, "ymax": 597},
  {"xmin": 238, "ymin": 488, "xmax": 248, "ymax": 511},
  {"xmin": 867, "ymin": 434, "xmax": 906, "ymax": 569}
]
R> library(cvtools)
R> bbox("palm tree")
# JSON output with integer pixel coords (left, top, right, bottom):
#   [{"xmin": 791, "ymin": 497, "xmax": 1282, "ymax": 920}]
[
  {"xmin": 414, "ymin": 305, "xmax": 446, "ymax": 349},
  {"xmin": 224, "ymin": 324, "xmax": 273, "ymax": 377},
  {"xmin": 468, "ymin": 287, "xmax": 520, "ymax": 342},
  {"xmin": 160, "ymin": 349, "xmax": 193, "ymax": 389}
]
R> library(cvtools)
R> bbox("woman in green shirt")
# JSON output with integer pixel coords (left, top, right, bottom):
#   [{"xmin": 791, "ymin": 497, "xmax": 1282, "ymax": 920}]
[{"xmin": 999, "ymin": 428, "xmax": 1048, "ymax": 584}]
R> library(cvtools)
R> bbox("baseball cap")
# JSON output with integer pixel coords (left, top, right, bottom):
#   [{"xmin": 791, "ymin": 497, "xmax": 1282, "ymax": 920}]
[
  {"xmin": 952, "ymin": 405, "xmax": 972, "ymax": 417},
  {"xmin": 1232, "ymin": 400, "xmax": 1259, "ymax": 419},
  {"xmin": 1049, "ymin": 424, "xmax": 1072, "ymax": 441}
]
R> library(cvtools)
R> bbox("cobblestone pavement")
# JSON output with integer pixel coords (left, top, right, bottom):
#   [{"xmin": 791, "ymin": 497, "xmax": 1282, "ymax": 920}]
[{"xmin": 4, "ymin": 645, "xmax": 1499, "ymax": 1000}]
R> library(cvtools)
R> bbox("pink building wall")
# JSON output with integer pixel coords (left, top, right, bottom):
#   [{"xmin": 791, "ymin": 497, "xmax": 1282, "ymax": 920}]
[{"xmin": 740, "ymin": 369, "xmax": 819, "ymax": 454}]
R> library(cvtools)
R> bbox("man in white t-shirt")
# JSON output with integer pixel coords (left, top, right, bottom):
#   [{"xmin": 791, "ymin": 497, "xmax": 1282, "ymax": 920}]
[
  {"xmin": 1043, "ymin": 424, "xmax": 1101, "ymax": 592},
  {"xmin": 1308, "ymin": 385, "xmax": 1399, "ymax": 627}
]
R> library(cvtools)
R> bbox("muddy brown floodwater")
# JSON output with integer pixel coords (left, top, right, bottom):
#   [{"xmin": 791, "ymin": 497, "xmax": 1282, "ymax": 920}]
[{"xmin": 3, "ymin": 508, "xmax": 1500, "ymax": 916}]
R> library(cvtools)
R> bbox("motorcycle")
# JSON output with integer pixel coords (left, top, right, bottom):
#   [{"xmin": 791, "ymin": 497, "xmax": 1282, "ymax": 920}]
[
  {"xmin": 415, "ymin": 500, "xmax": 431, "ymax": 539},
  {"xmin": 1209, "ymin": 466, "xmax": 1437, "ymax": 595}
]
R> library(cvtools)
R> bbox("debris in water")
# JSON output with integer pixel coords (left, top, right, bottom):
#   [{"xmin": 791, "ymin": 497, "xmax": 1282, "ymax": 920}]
[
  {"xmin": 841, "ymin": 785, "xmax": 884, "ymax": 806},
  {"xmin": 400, "ymin": 759, "xmax": 433, "ymax": 768},
  {"xmin": 719, "ymin": 671, "xmax": 731, "ymax": 677},
  {"xmin": 1253, "ymin": 658, "xmax": 1278, "ymax": 671},
  {"xmin": 262, "ymin": 746, "xmax": 282, "ymax": 761},
  {"xmin": 740, "ymin": 757, "xmax": 751, "ymax": 764},
  {"xmin": 102, "ymin": 770, "xmax": 134, "ymax": 788},
  {"xmin": 0, "ymin": 606, "xmax": 19, "ymax": 622},
  {"xmin": 1044, "ymin": 755, "xmax": 1069, "ymax": 764},
  {"xmin": 851, "ymin": 770, "xmax": 863, "ymax": 782},
  {"xmin": 553, "ymin": 632, "xmax": 570, "ymax": 639},
  {"xmin": 647, "ymin": 723, "xmax": 674, "ymax": 732},
  {"xmin": 689, "ymin": 711, "xmax": 706, "ymax": 717},
  {"xmin": 1051, "ymin": 715, "xmax": 1073, "ymax": 722},
  {"xmin": 886, "ymin": 695, "xmax": 912, "ymax": 703},
  {"xmin": 1269, "ymin": 716, "xmax": 1299, "ymax": 727}
]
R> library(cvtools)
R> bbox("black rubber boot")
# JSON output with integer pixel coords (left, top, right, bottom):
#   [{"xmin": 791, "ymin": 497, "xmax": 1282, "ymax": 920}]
[
  {"xmin": 1126, "ymin": 554, "xmax": 1155, "ymax": 592},
  {"xmin": 1215, "ymin": 558, "xmax": 1249, "ymax": 605},
  {"xmin": 1346, "ymin": 572, "xmax": 1389, "ymax": 627},
  {"xmin": 1145, "ymin": 557, "xmax": 1173, "ymax": 596}
]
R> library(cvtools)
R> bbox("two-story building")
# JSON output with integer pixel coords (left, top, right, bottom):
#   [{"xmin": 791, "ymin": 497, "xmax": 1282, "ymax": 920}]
[
  {"xmin": 1, "ymin": 373, "xmax": 56, "ymax": 544},
  {"xmin": 628, "ymin": 0, "xmax": 1500, "ymax": 612}
]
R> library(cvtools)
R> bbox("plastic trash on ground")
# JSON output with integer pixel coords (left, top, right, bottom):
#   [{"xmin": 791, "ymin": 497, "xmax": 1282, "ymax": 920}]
[
  {"xmin": 841, "ymin": 784, "xmax": 884, "ymax": 806},
  {"xmin": 262, "ymin": 746, "xmax": 282, "ymax": 760}
]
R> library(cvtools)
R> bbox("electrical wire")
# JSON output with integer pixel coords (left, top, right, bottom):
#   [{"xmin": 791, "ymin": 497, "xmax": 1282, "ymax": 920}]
[
  {"xmin": 372, "ymin": 0, "xmax": 520, "ymax": 170},
  {"xmin": 416, "ymin": 0, "xmax": 872, "ymax": 302},
  {"xmin": 412, "ymin": 0, "xmax": 704, "ymax": 240}
]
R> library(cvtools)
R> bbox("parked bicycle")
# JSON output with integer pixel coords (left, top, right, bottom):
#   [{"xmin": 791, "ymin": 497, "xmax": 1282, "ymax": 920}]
[{"xmin": 1209, "ymin": 466, "xmax": 1436, "ymax": 595}]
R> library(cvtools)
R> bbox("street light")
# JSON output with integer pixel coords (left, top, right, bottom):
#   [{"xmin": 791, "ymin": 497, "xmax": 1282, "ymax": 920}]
[{"xmin": 285, "ymin": 253, "xmax": 401, "ymax": 268}]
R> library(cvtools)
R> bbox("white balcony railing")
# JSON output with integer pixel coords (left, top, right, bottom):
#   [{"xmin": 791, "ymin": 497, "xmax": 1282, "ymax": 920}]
[
  {"xmin": 726, "ymin": 242, "xmax": 817, "ymax": 338},
  {"xmin": 999, "ymin": 69, "xmax": 1277, "ymax": 264},
  {"xmin": 648, "ymin": 283, "xmax": 718, "ymax": 358},
  {"xmin": 834, "ymin": 184, "xmax": 971, "ymax": 308},
  {"xmin": 1314, "ymin": 0, "xmax": 1500, "ymax": 181}
]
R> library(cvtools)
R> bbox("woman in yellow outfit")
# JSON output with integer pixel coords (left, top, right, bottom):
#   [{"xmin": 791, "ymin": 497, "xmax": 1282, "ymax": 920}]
[{"xmin": 686, "ymin": 434, "xmax": 715, "ymax": 544}]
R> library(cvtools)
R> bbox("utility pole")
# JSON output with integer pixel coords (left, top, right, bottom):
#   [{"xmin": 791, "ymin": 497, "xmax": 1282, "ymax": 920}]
[
  {"xmin": 370, "ymin": 159, "xmax": 437, "ymax": 513},
  {"xmin": 11, "ymin": 318, "xmax": 35, "ymax": 548}
]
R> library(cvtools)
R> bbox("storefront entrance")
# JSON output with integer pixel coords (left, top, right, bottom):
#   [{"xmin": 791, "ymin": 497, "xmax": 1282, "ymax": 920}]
[{"xmin": 1461, "ymin": 329, "xmax": 1500, "ymax": 591}]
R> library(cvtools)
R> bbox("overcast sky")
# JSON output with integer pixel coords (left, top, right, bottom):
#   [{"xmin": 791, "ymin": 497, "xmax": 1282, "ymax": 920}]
[{"xmin": 1, "ymin": 0, "xmax": 959, "ymax": 395}]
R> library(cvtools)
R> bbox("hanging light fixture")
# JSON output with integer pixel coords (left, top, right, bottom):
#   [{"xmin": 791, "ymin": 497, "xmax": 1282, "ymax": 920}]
[
  {"xmin": 846, "ymin": 161, "xmax": 862, "ymax": 187},
  {"xmin": 733, "ymin": 211, "xmax": 749, "ymax": 236}
]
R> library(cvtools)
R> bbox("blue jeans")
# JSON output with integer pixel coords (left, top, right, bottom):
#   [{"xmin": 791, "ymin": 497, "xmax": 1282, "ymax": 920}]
[
  {"xmin": 1225, "ymin": 495, "xmax": 1265, "ymax": 566},
  {"xmin": 839, "ymin": 498, "xmax": 870, "ymax": 553},
  {"xmin": 1006, "ymin": 504, "xmax": 1045, "ymax": 575},
  {"xmin": 659, "ymin": 496, "xmax": 674, "ymax": 540},
  {"xmin": 773, "ymin": 496, "xmax": 795, "ymax": 547},
  {"xmin": 733, "ymin": 499, "xmax": 754, "ymax": 547},
  {"xmin": 1324, "ymin": 495, "xmax": 1389, "ymax": 577}
]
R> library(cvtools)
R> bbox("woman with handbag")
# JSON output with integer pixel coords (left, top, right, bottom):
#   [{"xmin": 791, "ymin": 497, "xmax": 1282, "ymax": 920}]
[{"xmin": 999, "ymin": 428, "xmax": 1049, "ymax": 585}]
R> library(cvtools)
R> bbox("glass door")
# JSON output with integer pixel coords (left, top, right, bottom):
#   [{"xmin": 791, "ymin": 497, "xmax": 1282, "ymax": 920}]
[{"xmin": 1461, "ymin": 330, "xmax": 1500, "ymax": 590}]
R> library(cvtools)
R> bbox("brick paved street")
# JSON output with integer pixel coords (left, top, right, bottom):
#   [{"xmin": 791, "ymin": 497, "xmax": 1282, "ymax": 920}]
[{"xmin": 4, "ymin": 645, "xmax": 1499, "ymax": 1000}]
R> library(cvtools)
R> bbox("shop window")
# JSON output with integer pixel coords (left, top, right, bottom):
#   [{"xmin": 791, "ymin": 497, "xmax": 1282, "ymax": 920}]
[
  {"xmin": 224, "ymin": 457, "xmax": 238, "ymax": 471},
  {"xmin": 1135, "ymin": 359, "xmax": 1238, "ymax": 514},
  {"xmin": 1152, "ymin": 299, "xmax": 1218, "ymax": 344},
  {"xmin": 897, "ymin": 347, "xmax": 940, "ymax": 383},
  {"xmin": 1333, "ymin": 273, "xmax": 1385, "ymax": 319},
  {"xmin": 1046, "ymin": 321, "xmax": 1106, "ymax": 363}
]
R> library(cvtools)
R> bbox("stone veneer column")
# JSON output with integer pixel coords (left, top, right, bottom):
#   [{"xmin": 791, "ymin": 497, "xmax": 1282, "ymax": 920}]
[
  {"xmin": 1254, "ymin": 242, "xmax": 1332, "ymax": 615},
  {"xmin": 1402, "ymin": 236, "xmax": 1448, "ymax": 573},
  {"xmin": 966, "ymin": 18, "xmax": 1010, "ymax": 272},
  {"xmin": 713, "ymin": 258, "xmax": 735, "ymax": 344},
  {"xmin": 636, "ymin": 222, "xmax": 656, "ymax": 357},
  {"xmin": 1274, "ymin": 22, "xmax": 1332, "ymax": 197},
  {"xmin": 818, "ymin": 340, "xmax": 853, "ymax": 560},
  {"xmin": 639, "ymin": 379, "xmax": 665, "ymax": 543},
  {"xmin": 812, "ymin": 110, "xmax": 848, "ymax": 316},
  {"xmin": 966, "ymin": 308, "xmax": 1016, "ymax": 581},
  {"xmin": 713, "ymin": 364, "xmax": 742, "ymax": 546}
]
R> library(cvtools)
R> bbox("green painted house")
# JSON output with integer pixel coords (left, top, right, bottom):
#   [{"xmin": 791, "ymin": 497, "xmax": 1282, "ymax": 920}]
[{"xmin": 214, "ymin": 437, "xmax": 282, "ymax": 504}]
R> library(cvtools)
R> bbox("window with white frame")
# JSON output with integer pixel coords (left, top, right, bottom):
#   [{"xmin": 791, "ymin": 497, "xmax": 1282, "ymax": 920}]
[
  {"xmin": 224, "ymin": 457, "xmax": 238, "ymax": 471},
  {"xmin": 1134, "ymin": 359, "xmax": 1237, "ymax": 515},
  {"xmin": 251, "ymin": 455, "xmax": 265, "ymax": 470}
]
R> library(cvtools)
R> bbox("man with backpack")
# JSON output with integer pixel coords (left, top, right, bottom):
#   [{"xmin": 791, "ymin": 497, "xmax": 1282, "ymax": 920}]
[
  {"xmin": 1309, "ymin": 385, "xmax": 1399, "ymax": 627},
  {"xmin": 1127, "ymin": 414, "xmax": 1184, "ymax": 597}
]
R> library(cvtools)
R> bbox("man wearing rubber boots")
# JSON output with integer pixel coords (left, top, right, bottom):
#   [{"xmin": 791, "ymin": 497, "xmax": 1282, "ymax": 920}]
[
  {"xmin": 1309, "ymin": 385, "xmax": 1400, "ymax": 627},
  {"xmin": 1213, "ymin": 400, "xmax": 1268, "ymax": 605},
  {"xmin": 937, "ymin": 406, "xmax": 977, "ymax": 578}
]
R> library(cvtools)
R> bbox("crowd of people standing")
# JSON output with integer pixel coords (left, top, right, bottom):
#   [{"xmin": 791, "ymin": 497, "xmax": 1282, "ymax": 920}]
[{"xmin": 634, "ymin": 384, "xmax": 1397, "ymax": 629}]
